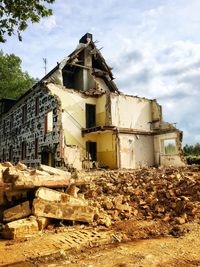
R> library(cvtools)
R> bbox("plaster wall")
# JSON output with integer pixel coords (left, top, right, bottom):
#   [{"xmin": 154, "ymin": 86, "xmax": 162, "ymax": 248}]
[
  {"xmin": 83, "ymin": 131, "xmax": 117, "ymax": 168},
  {"xmin": 47, "ymin": 83, "xmax": 108, "ymax": 167},
  {"xmin": 110, "ymin": 94, "xmax": 153, "ymax": 130},
  {"xmin": 118, "ymin": 133, "xmax": 154, "ymax": 169},
  {"xmin": 84, "ymin": 131, "xmax": 117, "ymax": 169}
]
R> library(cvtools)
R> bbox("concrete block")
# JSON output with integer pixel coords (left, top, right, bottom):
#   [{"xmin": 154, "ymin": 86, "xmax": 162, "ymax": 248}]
[
  {"xmin": 2, "ymin": 216, "xmax": 39, "ymax": 239},
  {"xmin": 35, "ymin": 187, "xmax": 88, "ymax": 206},
  {"xmin": 33, "ymin": 198, "xmax": 96, "ymax": 223},
  {"xmin": 39, "ymin": 165, "xmax": 71, "ymax": 177},
  {"xmin": 3, "ymin": 201, "xmax": 32, "ymax": 222},
  {"xmin": 14, "ymin": 174, "xmax": 73, "ymax": 189}
]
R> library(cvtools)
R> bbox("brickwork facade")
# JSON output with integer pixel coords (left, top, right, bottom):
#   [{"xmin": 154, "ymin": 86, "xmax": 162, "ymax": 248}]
[{"xmin": 0, "ymin": 86, "xmax": 62, "ymax": 167}]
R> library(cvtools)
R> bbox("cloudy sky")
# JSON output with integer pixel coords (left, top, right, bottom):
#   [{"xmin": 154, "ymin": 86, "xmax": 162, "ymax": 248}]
[{"xmin": 1, "ymin": 0, "xmax": 200, "ymax": 145}]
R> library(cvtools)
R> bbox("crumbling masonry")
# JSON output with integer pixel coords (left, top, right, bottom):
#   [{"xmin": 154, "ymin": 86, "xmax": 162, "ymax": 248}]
[{"xmin": 0, "ymin": 33, "xmax": 185, "ymax": 169}]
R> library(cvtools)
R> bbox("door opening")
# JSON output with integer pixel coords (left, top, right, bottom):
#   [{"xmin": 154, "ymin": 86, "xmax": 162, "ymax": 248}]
[
  {"xmin": 86, "ymin": 141, "xmax": 97, "ymax": 161},
  {"xmin": 41, "ymin": 151, "xmax": 54, "ymax": 167}
]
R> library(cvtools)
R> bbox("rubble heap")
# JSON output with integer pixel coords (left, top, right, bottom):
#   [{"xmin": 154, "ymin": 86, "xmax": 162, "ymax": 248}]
[
  {"xmin": 0, "ymin": 162, "xmax": 199, "ymax": 239},
  {"xmin": 83, "ymin": 166, "xmax": 200, "ymax": 227}
]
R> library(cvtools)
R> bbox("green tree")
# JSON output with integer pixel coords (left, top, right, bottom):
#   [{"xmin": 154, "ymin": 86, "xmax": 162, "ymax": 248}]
[
  {"xmin": 183, "ymin": 143, "xmax": 200, "ymax": 156},
  {"xmin": 0, "ymin": 50, "xmax": 38, "ymax": 99},
  {"xmin": 0, "ymin": 0, "xmax": 55, "ymax": 42}
]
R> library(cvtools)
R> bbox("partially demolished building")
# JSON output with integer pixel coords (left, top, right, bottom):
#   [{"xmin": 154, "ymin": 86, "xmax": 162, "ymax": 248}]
[{"xmin": 0, "ymin": 33, "xmax": 185, "ymax": 169}]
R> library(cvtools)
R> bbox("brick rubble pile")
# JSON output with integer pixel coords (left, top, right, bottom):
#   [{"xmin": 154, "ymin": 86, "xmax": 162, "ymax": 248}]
[{"xmin": 0, "ymin": 162, "xmax": 199, "ymax": 239}]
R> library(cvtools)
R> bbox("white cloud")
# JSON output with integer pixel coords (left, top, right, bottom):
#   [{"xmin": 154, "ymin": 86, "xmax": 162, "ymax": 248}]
[{"xmin": 41, "ymin": 15, "xmax": 57, "ymax": 30}]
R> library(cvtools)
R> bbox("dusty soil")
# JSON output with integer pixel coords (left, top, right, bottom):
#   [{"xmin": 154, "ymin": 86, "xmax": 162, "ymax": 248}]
[
  {"xmin": 1, "ymin": 219, "xmax": 199, "ymax": 267},
  {"xmin": 39, "ymin": 220, "xmax": 200, "ymax": 267}
]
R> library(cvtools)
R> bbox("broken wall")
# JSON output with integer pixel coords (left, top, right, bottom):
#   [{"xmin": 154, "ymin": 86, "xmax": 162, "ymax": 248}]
[
  {"xmin": 110, "ymin": 94, "xmax": 153, "ymax": 130},
  {"xmin": 118, "ymin": 134, "xmax": 154, "ymax": 169},
  {"xmin": 47, "ymin": 83, "xmax": 109, "ymax": 168},
  {"xmin": 154, "ymin": 132, "xmax": 185, "ymax": 167}
]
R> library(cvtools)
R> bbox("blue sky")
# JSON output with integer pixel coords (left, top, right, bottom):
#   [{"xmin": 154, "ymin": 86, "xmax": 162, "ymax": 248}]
[{"xmin": 1, "ymin": 0, "xmax": 200, "ymax": 145}]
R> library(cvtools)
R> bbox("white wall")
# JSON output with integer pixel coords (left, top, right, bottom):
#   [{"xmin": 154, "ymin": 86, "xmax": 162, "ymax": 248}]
[
  {"xmin": 110, "ymin": 94, "xmax": 153, "ymax": 130},
  {"xmin": 118, "ymin": 133, "xmax": 154, "ymax": 169}
]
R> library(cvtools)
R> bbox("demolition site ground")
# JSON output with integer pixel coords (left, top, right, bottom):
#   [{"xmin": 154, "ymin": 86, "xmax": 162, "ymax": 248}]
[{"xmin": 0, "ymin": 163, "xmax": 199, "ymax": 266}]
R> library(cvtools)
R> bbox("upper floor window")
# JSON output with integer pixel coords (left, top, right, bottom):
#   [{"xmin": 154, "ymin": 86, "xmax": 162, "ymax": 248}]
[
  {"xmin": 35, "ymin": 96, "xmax": 39, "ymax": 116},
  {"xmin": 22, "ymin": 104, "xmax": 27, "ymax": 123},
  {"xmin": 86, "ymin": 104, "xmax": 96, "ymax": 128},
  {"xmin": 44, "ymin": 110, "xmax": 53, "ymax": 134}
]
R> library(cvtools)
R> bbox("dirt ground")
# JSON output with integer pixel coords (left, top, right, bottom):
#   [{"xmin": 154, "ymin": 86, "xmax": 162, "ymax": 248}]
[
  {"xmin": 0, "ymin": 219, "xmax": 199, "ymax": 267},
  {"xmin": 49, "ymin": 224, "xmax": 200, "ymax": 267}
]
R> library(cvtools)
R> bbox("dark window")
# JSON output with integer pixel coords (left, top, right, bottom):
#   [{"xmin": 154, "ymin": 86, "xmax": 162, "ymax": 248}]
[
  {"xmin": 35, "ymin": 97, "xmax": 39, "ymax": 116},
  {"xmin": 22, "ymin": 104, "xmax": 27, "ymax": 123},
  {"xmin": 21, "ymin": 141, "xmax": 27, "ymax": 160},
  {"xmin": 9, "ymin": 146, "xmax": 13, "ymax": 161},
  {"xmin": 35, "ymin": 138, "xmax": 38, "ymax": 159},
  {"xmin": 86, "ymin": 104, "xmax": 96, "ymax": 128},
  {"xmin": 86, "ymin": 141, "xmax": 97, "ymax": 161}
]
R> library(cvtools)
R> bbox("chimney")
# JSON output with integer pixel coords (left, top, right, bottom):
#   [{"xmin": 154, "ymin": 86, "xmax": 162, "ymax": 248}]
[{"xmin": 79, "ymin": 33, "xmax": 93, "ymax": 44}]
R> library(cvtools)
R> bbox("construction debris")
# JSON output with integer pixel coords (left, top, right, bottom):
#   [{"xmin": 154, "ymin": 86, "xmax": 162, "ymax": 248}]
[
  {"xmin": 0, "ymin": 162, "xmax": 199, "ymax": 240},
  {"xmin": 3, "ymin": 201, "xmax": 31, "ymax": 222},
  {"xmin": 33, "ymin": 198, "xmax": 96, "ymax": 223},
  {"xmin": 0, "ymin": 162, "xmax": 97, "ymax": 239},
  {"xmin": 2, "ymin": 216, "xmax": 39, "ymax": 240},
  {"xmin": 84, "ymin": 166, "xmax": 200, "ymax": 226}
]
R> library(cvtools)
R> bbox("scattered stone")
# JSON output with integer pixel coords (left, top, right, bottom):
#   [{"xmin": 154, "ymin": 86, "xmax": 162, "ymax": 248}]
[{"xmin": 175, "ymin": 217, "xmax": 186, "ymax": 225}]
